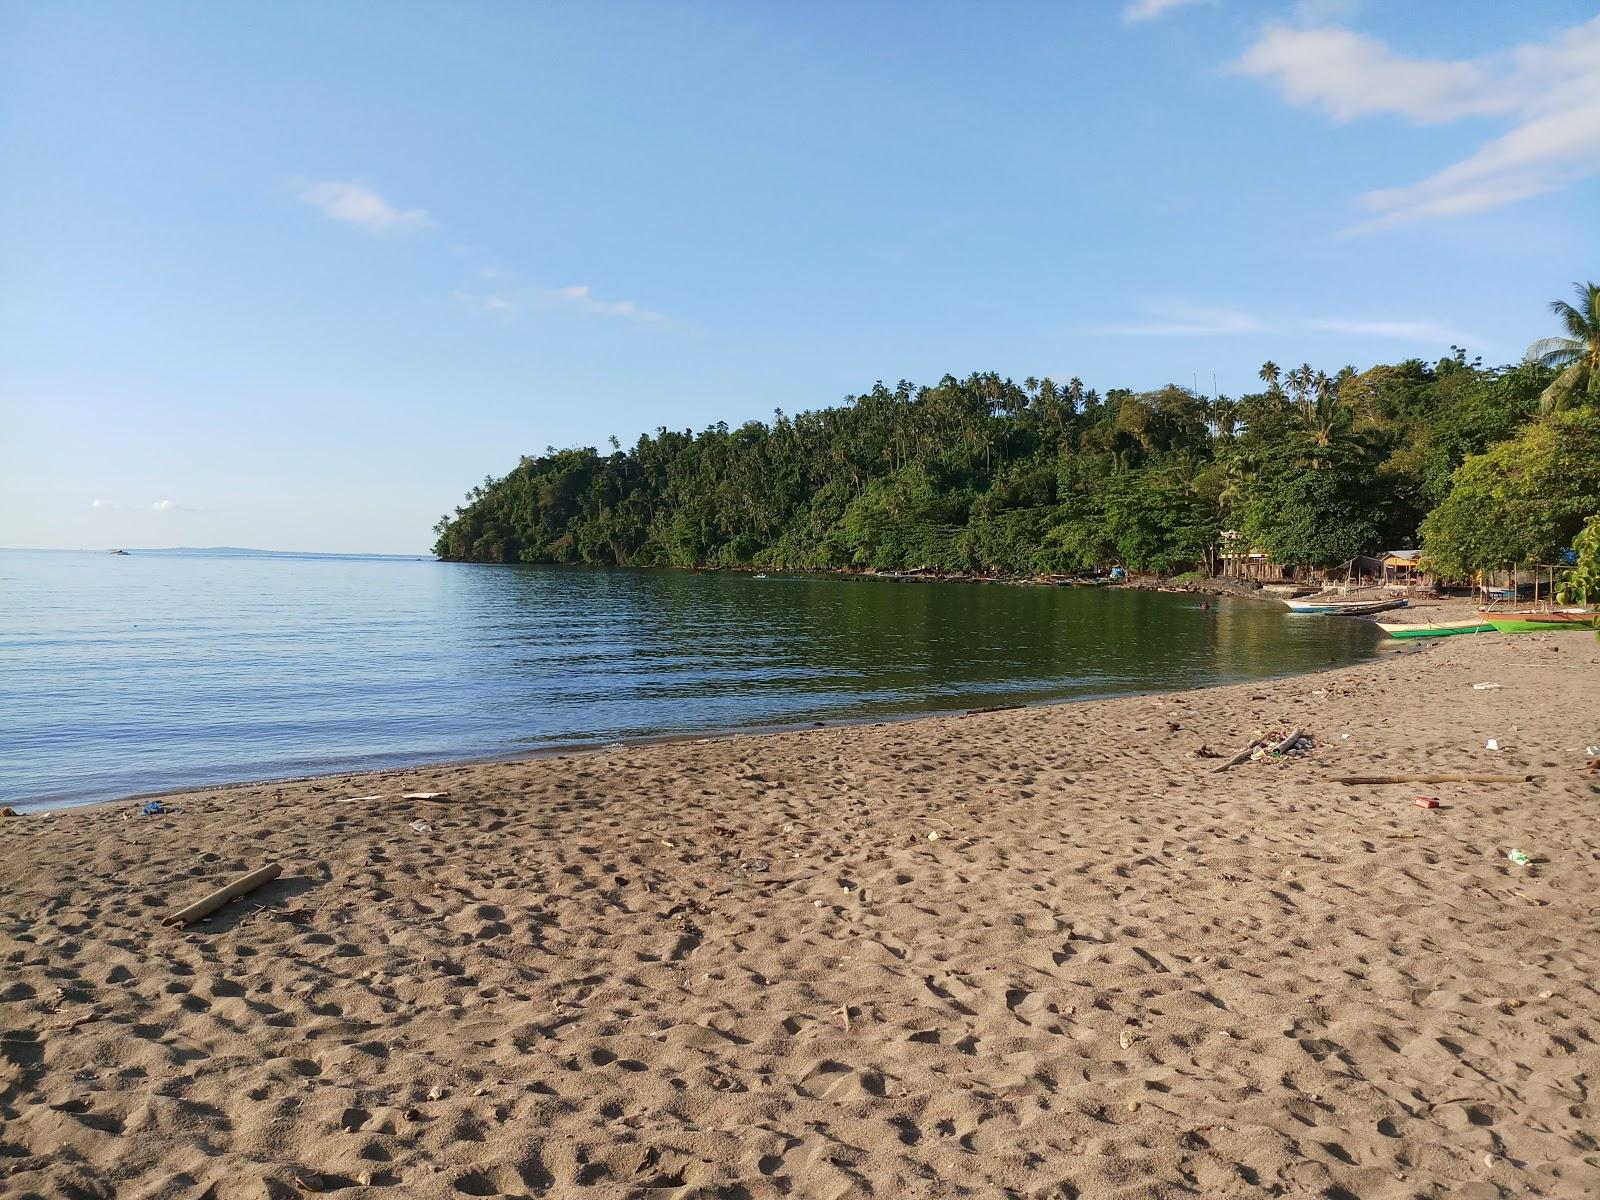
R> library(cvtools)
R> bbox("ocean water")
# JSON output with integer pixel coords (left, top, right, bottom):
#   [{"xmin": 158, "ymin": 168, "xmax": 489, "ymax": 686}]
[{"xmin": 0, "ymin": 550, "xmax": 1383, "ymax": 809}]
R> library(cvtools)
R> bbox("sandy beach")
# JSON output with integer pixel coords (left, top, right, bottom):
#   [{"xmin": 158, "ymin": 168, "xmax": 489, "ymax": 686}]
[{"xmin": 3, "ymin": 628, "xmax": 1598, "ymax": 1199}]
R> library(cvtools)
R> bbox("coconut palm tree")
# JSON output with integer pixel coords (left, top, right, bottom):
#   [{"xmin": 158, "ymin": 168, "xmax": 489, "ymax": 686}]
[
  {"xmin": 1527, "ymin": 280, "xmax": 1600, "ymax": 413},
  {"xmin": 1258, "ymin": 360, "xmax": 1281, "ymax": 394}
]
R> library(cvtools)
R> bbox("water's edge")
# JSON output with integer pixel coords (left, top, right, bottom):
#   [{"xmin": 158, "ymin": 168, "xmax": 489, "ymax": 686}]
[{"xmin": 44, "ymin": 641, "xmax": 1416, "ymax": 816}]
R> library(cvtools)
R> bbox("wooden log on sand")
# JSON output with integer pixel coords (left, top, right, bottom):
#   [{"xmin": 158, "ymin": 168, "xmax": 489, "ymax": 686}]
[
  {"xmin": 1327, "ymin": 773, "xmax": 1531, "ymax": 786},
  {"xmin": 1272, "ymin": 727, "xmax": 1308, "ymax": 753},
  {"xmin": 1212, "ymin": 736, "xmax": 1266, "ymax": 774},
  {"xmin": 162, "ymin": 863, "xmax": 282, "ymax": 927}
]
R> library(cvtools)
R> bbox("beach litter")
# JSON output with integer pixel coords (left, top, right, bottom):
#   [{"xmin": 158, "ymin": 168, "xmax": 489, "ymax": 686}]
[
  {"xmin": 1250, "ymin": 728, "xmax": 1312, "ymax": 762},
  {"xmin": 1413, "ymin": 797, "xmax": 1440, "ymax": 809},
  {"xmin": 1506, "ymin": 849, "xmax": 1532, "ymax": 867},
  {"xmin": 1471, "ymin": 683, "xmax": 1503, "ymax": 690},
  {"xmin": 402, "ymin": 791, "xmax": 449, "ymax": 800},
  {"xmin": 1485, "ymin": 739, "xmax": 1499, "ymax": 750},
  {"xmin": 141, "ymin": 800, "xmax": 169, "ymax": 816},
  {"xmin": 1213, "ymin": 726, "xmax": 1311, "ymax": 773},
  {"xmin": 409, "ymin": 819, "xmax": 433, "ymax": 834},
  {"xmin": 337, "ymin": 794, "xmax": 383, "ymax": 803}
]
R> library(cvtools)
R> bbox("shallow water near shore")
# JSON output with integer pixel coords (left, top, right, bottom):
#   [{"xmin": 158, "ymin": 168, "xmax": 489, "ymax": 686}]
[{"xmin": 1, "ymin": 549, "xmax": 1382, "ymax": 808}]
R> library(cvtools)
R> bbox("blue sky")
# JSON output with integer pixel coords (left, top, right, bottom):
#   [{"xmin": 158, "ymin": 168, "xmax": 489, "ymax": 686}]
[{"xmin": 3, "ymin": 1, "xmax": 1597, "ymax": 554}]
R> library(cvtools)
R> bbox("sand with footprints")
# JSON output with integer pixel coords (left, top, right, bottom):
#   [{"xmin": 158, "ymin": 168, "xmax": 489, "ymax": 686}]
[{"xmin": 3, "ymin": 630, "xmax": 1598, "ymax": 1198}]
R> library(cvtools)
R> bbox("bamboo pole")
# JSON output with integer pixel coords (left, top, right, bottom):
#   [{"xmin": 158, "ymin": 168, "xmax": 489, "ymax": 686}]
[
  {"xmin": 1326, "ymin": 773, "xmax": 1530, "ymax": 786},
  {"xmin": 163, "ymin": 863, "xmax": 282, "ymax": 927}
]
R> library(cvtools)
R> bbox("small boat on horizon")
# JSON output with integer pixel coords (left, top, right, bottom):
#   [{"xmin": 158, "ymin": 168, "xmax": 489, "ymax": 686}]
[
  {"xmin": 109, "ymin": 548, "xmax": 129, "ymax": 555},
  {"xmin": 1284, "ymin": 597, "xmax": 1408, "ymax": 616}
]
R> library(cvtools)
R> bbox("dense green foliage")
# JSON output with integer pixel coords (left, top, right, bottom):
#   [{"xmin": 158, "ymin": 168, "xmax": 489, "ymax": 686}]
[
  {"xmin": 1419, "ymin": 409, "xmax": 1600, "ymax": 580},
  {"xmin": 436, "ymin": 356, "xmax": 1566, "ymax": 575},
  {"xmin": 1557, "ymin": 515, "xmax": 1600, "ymax": 606},
  {"xmin": 435, "ymin": 347, "xmax": 1561, "ymax": 579}
]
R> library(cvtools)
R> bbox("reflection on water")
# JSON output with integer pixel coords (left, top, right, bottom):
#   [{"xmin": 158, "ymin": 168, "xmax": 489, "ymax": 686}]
[{"xmin": 0, "ymin": 551, "xmax": 1381, "ymax": 808}]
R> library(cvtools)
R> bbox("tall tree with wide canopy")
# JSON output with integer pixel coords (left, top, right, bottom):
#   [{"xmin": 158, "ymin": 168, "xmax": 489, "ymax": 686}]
[{"xmin": 1526, "ymin": 280, "xmax": 1600, "ymax": 413}]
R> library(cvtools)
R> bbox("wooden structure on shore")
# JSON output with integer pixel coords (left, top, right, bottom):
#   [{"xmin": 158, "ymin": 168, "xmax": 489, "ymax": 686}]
[{"xmin": 1219, "ymin": 531, "xmax": 1297, "ymax": 583}]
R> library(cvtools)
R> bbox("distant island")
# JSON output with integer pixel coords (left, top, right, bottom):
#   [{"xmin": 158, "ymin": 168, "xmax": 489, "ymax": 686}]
[
  {"xmin": 436, "ymin": 284, "xmax": 1600, "ymax": 588},
  {"xmin": 109, "ymin": 547, "xmax": 432, "ymax": 561}
]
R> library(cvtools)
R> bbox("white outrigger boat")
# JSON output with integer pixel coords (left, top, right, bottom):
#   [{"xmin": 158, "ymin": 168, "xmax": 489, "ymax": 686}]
[
  {"xmin": 1283, "ymin": 597, "xmax": 1409, "ymax": 616},
  {"xmin": 1374, "ymin": 615, "xmax": 1494, "ymax": 638}
]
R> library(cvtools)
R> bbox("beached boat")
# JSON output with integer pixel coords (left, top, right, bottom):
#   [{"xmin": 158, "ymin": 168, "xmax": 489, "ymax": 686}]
[
  {"xmin": 1283, "ymin": 597, "xmax": 1408, "ymax": 616},
  {"xmin": 1484, "ymin": 610, "xmax": 1598, "ymax": 633},
  {"xmin": 1375, "ymin": 617, "xmax": 1494, "ymax": 638}
]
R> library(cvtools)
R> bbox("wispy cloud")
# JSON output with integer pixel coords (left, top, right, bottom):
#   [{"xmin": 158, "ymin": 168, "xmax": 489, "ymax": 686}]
[
  {"xmin": 89, "ymin": 497, "xmax": 193, "ymax": 513},
  {"xmin": 454, "ymin": 282, "xmax": 672, "ymax": 325},
  {"xmin": 1309, "ymin": 317, "xmax": 1468, "ymax": 343},
  {"xmin": 541, "ymin": 285, "xmax": 669, "ymax": 324},
  {"xmin": 1123, "ymin": 0, "xmax": 1208, "ymax": 24},
  {"xmin": 1089, "ymin": 304, "xmax": 1264, "ymax": 337},
  {"xmin": 300, "ymin": 181, "xmax": 430, "ymax": 233},
  {"xmin": 453, "ymin": 288, "xmax": 524, "ymax": 317},
  {"xmin": 300, "ymin": 180, "xmax": 678, "ymax": 327},
  {"xmin": 1088, "ymin": 304, "xmax": 1469, "ymax": 345},
  {"xmin": 1230, "ymin": 15, "xmax": 1600, "ymax": 230}
]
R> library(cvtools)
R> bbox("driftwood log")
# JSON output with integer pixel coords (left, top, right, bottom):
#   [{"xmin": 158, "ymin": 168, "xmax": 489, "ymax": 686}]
[
  {"xmin": 1327, "ymin": 773, "xmax": 1531, "ymax": 786},
  {"xmin": 1212, "ymin": 736, "xmax": 1266, "ymax": 773},
  {"xmin": 162, "ymin": 863, "xmax": 282, "ymax": 927},
  {"xmin": 1272, "ymin": 726, "xmax": 1308, "ymax": 753}
]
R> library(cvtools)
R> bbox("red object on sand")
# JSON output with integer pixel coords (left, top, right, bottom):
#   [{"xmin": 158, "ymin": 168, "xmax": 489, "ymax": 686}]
[{"xmin": 1413, "ymin": 797, "xmax": 1440, "ymax": 809}]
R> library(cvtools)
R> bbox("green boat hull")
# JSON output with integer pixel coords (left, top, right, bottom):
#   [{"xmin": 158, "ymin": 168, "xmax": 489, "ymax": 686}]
[
  {"xmin": 1487, "ymin": 616, "xmax": 1599, "ymax": 633},
  {"xmin": 1380, "ymin": 622, "xmax": 1495, "ymax": 639}
]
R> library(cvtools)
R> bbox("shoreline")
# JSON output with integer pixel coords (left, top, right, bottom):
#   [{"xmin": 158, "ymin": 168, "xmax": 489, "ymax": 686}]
[
  {"xmin": 23, "ymin": 623, "xmax": 1413, "ymax": 818},
  {"xmin": 4, "ymin": 631, "xmax": 1595, "ymax": 1197},
  {"xmin": 34, "ymin": 591, "xmax": 1490, "ymax": 817}
]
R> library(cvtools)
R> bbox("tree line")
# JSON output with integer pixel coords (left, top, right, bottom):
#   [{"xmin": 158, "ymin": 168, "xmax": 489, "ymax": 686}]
[{"xmin": 435, "ymin": 284, "xmax": 1600, "ymax": 581}]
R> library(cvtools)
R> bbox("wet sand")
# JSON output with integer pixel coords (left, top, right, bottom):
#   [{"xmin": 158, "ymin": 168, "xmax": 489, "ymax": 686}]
[{"xmin": 3, "ymin": 629, "xmax": 1597, "ymax": 1199}]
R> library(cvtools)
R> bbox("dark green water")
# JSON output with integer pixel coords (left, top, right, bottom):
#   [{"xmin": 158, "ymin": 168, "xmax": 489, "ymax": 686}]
[{"xmin": 3, "ymin": 552, "xmax": 1382, "ymax": 808}]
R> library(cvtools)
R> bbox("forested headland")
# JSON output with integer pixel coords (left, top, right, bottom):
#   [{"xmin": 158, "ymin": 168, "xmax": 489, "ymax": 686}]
[{"xmin": 435, "ymin": 284, "xmax": 1600, "ymax": 583}]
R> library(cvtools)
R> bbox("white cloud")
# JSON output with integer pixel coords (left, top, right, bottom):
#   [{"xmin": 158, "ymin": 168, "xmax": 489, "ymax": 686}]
[
  {"xmin": 1089, "ymin": 305, "xmax": 1466, "ymax": 345},
  {"xmin": 1123, "ymin": 0, "xmax": 1207, "ymax": 24},
  {"xmin": 1309, "ymin": 318, "xmax": 1468, "ymax": 343},
  {"xmin": 454, "ymin": 288, "xmax": 523, "ymax": 316},
  {"xmin": 300, "ymin": 181, "xmax": 430, "ymax": 233},
  {"xmin": 297, "ymin": 182, "xmax": 676, "ymax": 325},
  {"xmin": 90, "ymin": 498, "xmax": 114, "ymax": 510},
  {"xmin": 453, "ymin": 283, "xmax": 673, "ymax": 326},
  {"xmin": 542, "ymin": 285, "xmax": 669, "ymax": 324},
  {"xmin": 151, "ymin": 499, "xmax": 175, "ymax": 512},
  {"xmin": 1090, "ymin": 304, "xmax": 1264, "ymax": 336},
  {"xmin": 1231, "ymin": 16, "xmax": 1600, "ymax": 229}
]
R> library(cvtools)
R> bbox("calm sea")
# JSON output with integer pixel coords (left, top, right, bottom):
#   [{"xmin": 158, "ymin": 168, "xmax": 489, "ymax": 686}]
[{"xmin": 0, "ymin": 550, "xmax": 1382, "ymax": 810}]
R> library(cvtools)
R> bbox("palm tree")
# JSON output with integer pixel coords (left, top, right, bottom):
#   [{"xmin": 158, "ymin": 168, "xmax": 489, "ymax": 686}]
[
  {"xmin": 1285, "ymin": 363, "xmax": 1314, "ymax": 412},
  {"xmin": 1258, "ymin": 360, "xmax": 1281, "ymax": 393},
  {"xmin": 1527, "ymin": 281, "xmax": 1600, "ymax": 413}
]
